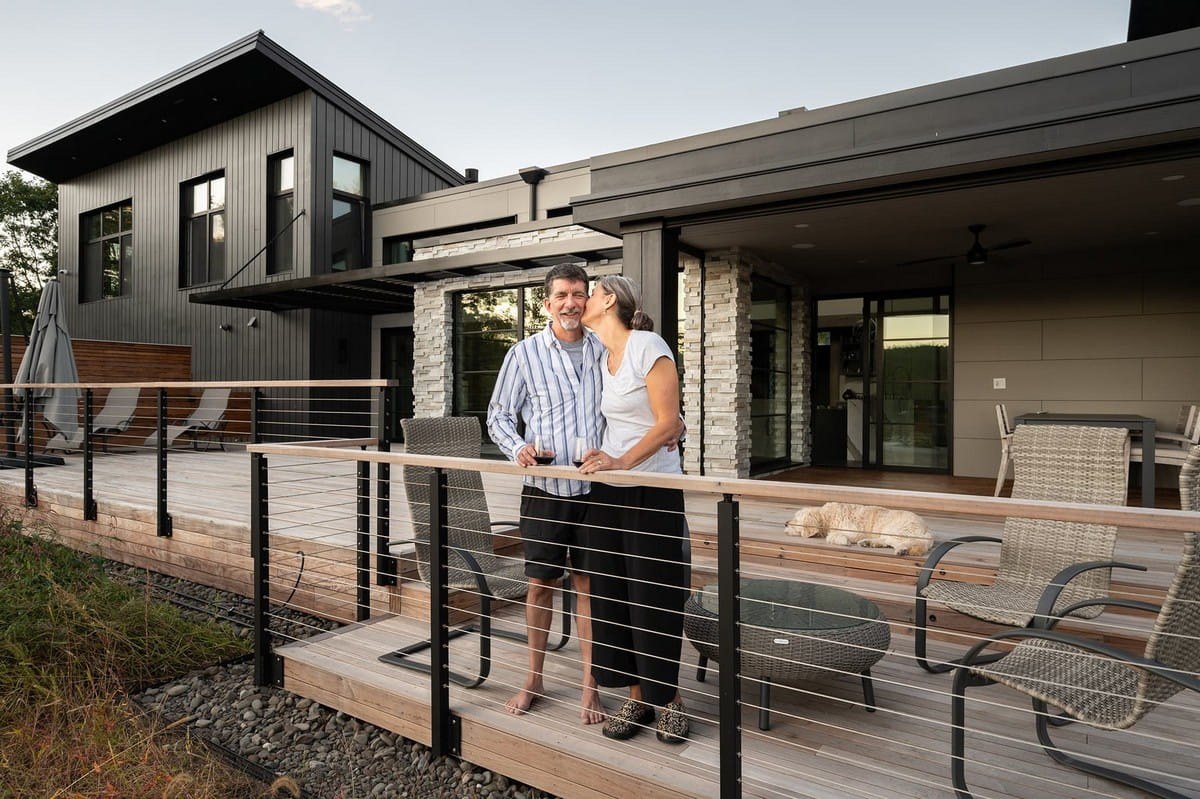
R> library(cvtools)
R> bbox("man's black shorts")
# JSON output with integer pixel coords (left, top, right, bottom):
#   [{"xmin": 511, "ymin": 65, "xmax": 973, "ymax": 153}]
[{"xmin": 520, "ymin": 485, "xmax": 592, "ymax": 580}]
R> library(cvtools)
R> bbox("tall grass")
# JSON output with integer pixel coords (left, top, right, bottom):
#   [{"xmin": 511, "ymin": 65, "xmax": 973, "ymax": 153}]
[{"xmin": 0, "ymin": 510, "xmax": 270, "ymax": 798}]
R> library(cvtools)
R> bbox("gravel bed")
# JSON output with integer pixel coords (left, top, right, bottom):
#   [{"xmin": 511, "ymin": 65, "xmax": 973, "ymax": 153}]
[{"xmin": 108, "ymin": 564, "xmax": 559, "ymax": 799}]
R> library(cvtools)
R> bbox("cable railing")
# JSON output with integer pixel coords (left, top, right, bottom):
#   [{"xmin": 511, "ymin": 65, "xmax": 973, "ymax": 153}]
[
  {"xmin": 0, "ymin": 379, "xmax": 394, "ymax": 539},
  {"xmin": 245, "ymin": 441, "xmax": 1200, "ymax": 799}
]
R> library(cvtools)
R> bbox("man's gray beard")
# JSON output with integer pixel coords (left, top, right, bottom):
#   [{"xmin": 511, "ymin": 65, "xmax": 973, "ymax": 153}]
[{"xmin": 558, "ymin": 316, "xmax": 581, "ymax": 330}]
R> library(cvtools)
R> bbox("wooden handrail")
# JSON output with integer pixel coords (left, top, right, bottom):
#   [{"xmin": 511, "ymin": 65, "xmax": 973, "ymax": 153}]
[
  {"xmin": 246, "ymin": 444, "xmax": 1200, "ymax": 532},
  {"xmin": 1, "ymin": 379, "xmax": 396, "ymax": 390}
]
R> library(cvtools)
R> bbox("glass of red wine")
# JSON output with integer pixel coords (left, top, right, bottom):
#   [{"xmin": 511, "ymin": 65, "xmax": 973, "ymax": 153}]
[
  {"xmin": 532, "ymin": 435, "xmax": 555, "ymax": 465},
  {"xmin": 572, "ymin": 436, "xmax": 590, "ymax": 468}
]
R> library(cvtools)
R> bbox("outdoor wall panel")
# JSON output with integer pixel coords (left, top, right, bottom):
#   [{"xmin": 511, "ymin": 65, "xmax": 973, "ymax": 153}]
[
  {"xmin": 1143, "ymin": 357, "xmax": 1200, "ymax": 400},
  {"xmin": 1144, "ymin": 268, "xmax": 1200, "ymax": 314},
  {"xmin": 954, "ymin": 360, "xmax": 1143, "ymax": 401},
  {"xmin": 954, "ymin": 320, "xmax": 1043, "ymax": 361},
  {"xmin": 953, "ymin": 400, "xmax": 1044, "ymax": 439},
  {"xmin": 954, "ymin": 274, "xmax": 1142, "ymax": 323},
  {"xmin": 1043, "ymin": 313, "xmax": 1200, "ymax": 359}
]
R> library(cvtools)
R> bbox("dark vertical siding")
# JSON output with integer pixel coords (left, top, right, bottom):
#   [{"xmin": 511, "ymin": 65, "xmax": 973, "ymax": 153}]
[
  {"xmin": 306, "ymin": 95, "xmax": 456, "ymax": 380},
  {"xmin": 61, "ymin": 92, "xmax": 316, "ymax": 380},
  {"xmin": 59, "ymin": 90, "xmax": 456, "ymax": 382}
]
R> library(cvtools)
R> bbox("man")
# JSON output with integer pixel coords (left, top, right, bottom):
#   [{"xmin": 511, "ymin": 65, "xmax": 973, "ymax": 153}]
[{"xmin": 486, "ymin": 263, "xmax": 606, "ymax": 724}]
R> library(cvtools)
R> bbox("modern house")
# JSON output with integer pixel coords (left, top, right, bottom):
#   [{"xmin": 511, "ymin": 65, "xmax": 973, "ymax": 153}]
[{"xmin": 7, "ymin": 15, "xmax": 1200, "ymax": 482}]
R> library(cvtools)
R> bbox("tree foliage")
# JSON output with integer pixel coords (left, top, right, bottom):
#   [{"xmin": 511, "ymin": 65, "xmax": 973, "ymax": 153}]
[{"xmin": 0, "ymin": 169, "xmax": 58, "ymax": 328}]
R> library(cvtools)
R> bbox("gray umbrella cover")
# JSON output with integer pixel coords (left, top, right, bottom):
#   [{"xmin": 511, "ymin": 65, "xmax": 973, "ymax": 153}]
[{"xmin": 15, "ymin": 279, "xmax": 81, "ymax": 444}]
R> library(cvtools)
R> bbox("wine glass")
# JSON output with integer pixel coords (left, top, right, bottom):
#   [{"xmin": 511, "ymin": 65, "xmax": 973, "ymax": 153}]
[
  {"xmin": 532, "ymin": 435, "xmax": 555, "ymax": 465},
  {"xmin": 571, "ymin": 436, "xmax": 590, "ymax": 468}
]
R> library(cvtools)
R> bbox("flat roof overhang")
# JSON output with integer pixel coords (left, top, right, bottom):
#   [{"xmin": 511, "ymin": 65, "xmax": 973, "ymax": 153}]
[
  {"xmin": 572, "ymin": 29, "xmax": 1200, "ymax": 236},
  {"xmin": 189, "ymin": 233, "xmax": 623, "ymax": 314},
  {"xmin": 7, "ymin": 31, "xmax": 460, "ymax": 185}
]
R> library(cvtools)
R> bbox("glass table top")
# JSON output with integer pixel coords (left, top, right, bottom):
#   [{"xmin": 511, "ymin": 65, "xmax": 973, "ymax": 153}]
[{"xmin": 692, "ymin": 578, "xmax": 880, "ymax": 631}]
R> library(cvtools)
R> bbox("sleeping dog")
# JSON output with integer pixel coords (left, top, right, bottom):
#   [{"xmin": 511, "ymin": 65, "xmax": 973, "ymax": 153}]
[{"xmin": 784, "ymin": 501, "xmax": 932, "ymax": 556}]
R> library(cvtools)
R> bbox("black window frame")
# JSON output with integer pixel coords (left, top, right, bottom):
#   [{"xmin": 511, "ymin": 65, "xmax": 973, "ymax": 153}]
[
  {"xmin": 267, "ymin": 150, "xmax": 295, "ymax": 275},
  {"xmin": 330, "ymin": 153, "xmax": 368, "ymax": 273},
  {"xmin": 180, "ymin": 171, "xmax": 227, "ymax": 287},
  {"xmin": 79, "ymin": 200, "xmax": 132, "ymax": 303}
]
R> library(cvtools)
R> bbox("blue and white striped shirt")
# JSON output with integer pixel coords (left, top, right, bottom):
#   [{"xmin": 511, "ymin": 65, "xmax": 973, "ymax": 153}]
[{"xmin": 486, "ymin": 323, "xmax": 605, "ymax": 497}]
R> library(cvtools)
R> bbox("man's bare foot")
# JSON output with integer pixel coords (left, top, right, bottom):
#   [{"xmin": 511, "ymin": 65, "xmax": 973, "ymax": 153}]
[
  {"xmin": 506, "ymin": 679, "xmax": 543, "ymax": 715},
  {"xmin": 581, "ymin": 681, "xmax": 605, "ymax": 725}
]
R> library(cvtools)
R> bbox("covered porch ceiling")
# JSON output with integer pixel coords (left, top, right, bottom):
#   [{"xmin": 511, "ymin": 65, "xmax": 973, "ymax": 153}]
[{"xmin": 672, "ymin": 147, "xmax": 1200, "ymax": 295}]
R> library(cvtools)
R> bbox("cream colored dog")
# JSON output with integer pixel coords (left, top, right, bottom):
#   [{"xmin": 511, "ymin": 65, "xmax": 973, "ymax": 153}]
[{"xmin": 785, "ymin": 502, "xmax": 932, "ymax": 556}]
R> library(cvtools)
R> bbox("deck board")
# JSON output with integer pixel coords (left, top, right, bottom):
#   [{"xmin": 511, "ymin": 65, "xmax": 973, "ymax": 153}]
[{"xmin": 1, "ymin": 449, "xmax": 1195, "ymax": 798}]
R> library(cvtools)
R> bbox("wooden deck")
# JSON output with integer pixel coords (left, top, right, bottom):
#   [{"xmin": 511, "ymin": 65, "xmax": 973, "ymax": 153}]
[{"xmin": 1, "ymin": 449, "xmax": 1196, "ymax": 798}]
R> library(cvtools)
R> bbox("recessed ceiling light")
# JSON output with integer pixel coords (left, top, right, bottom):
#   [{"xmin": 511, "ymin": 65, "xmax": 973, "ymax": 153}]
[
  {"xmin": 791, "ymin": 243, "xmax": 816, "ymax": 249},
  {"xmin": 1162, "ymin": 175, "xmax": 1186, "ymax": 181},
  {"xmin": 1178, "ymin": 198, "xmax": 1200, "ymax": 207},
  {"xmin": 794, "ymin": 223, "xmax": 809, "ymax": 229}
]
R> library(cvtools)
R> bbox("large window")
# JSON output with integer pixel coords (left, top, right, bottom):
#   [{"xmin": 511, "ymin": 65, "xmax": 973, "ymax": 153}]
[
  {"xmin": 453, "ymin": 285, "xmax": 547, "ymax": 446},
  {"xmin": 330, "ymin": 154, "xmax": 367, "ymax": 272},
  {"xmin": 181, "ymin": 172, "xmax": 226, "ymax": 286},
  {"xmin": 750, "ymin": 276, "xmax": 791, "ymax": 470},
  {"xmin": 267, "ymin": 151, "xmax": 295, "ymax": 274},
  {"xmin": 80, "ymin": 201, "xmax": 132, "ymax": 302}
]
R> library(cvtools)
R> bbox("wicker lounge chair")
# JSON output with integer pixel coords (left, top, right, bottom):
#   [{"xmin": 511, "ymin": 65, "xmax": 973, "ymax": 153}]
[
  {"xmin": 915, "ymin": 424, "xmax": 1141, "ymax": 673},
  {"xmin": 950, "ymin": 531, "xmax": 1200, "ymax": 798},
  {"xmin": 379, "ymin": 416, "xmax": 571, "ymax": 688}
]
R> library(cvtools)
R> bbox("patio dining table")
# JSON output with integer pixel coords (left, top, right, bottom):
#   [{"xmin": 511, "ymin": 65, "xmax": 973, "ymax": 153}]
[{"xmin": 1013, "ymin": 412, "xmax": 1156, "ymax": 507}]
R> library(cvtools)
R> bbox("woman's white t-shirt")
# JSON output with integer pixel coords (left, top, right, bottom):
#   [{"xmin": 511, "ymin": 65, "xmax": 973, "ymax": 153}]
[{"xmin": 600, "ymin": 330, "xmax": 682, "ymax": 476}]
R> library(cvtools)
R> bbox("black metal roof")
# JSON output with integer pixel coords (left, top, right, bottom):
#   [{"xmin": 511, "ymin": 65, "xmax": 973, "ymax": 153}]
[
  {"xmin": 189, "ymin": 234, "xmax": 622, "ymax": 314},
  {"xmin": 6, "ymin": 31, "xmax": 463, "ymax": 185}
]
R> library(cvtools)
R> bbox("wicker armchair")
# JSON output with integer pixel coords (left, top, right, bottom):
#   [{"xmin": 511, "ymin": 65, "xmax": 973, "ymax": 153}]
[
  {"xmin": 950, "ymin": 532, "xmax": 1200, "ymax": 799},
  {"xmin": 379, "ymin": 416, "xmax": 571, "ymax": 688},
  {"xmin": 1181, "ymin": 444, "xmax": 1200, "ymax": 513},
  {"xmin": 916, "ymin": 424, "xmax": 1142, "ymax": 672}
]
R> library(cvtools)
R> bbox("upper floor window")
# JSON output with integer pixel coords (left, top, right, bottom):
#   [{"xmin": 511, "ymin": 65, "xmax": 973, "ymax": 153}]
[
  {"xmin": 267, "ymin": 152, "xmax": 295, "ymax": 275},
  {"xmin": 81, "ymin": 201, "xmax": 132, "ymax": 302},
  {"xmin": 330, "ymin": 154, "xmax": 367, "ymax": 272},
  {"xmin": 182, "ymin": 172, "xmax": 226, "ymax": 287}
]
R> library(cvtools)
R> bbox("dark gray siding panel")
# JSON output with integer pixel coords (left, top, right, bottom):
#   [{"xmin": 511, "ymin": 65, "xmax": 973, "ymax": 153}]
[{"xmin": 61, "ymin": 92, "xmax": 315, "ymax": 380}]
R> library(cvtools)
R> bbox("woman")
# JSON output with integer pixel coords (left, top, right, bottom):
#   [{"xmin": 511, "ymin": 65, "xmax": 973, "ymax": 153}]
[{"xmin": 577, "ymin": 275, "xmax": 690, "ymax": 744}]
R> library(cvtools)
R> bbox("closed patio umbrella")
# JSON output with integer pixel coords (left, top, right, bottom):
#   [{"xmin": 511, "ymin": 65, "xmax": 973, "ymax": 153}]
[{"xmin": 14, "ymin": 279, "xmax": 80, "ymax": 447}]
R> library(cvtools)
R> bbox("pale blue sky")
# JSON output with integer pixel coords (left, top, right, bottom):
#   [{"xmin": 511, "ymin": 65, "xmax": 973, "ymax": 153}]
[{"xmin": 2, "ymin": 0, "xmax": 1131, "ymax": 181}]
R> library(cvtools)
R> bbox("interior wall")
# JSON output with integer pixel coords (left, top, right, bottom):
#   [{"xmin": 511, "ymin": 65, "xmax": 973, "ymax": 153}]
[{"xmin": 952, "ymin": 242, "xmax": 1199, "ymax": 479}]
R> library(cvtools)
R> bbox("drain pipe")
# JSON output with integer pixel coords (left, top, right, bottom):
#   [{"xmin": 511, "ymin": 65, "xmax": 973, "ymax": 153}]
[{"xmin": 518, "ymin": 166, "xmax": 547, "ymax": 223}]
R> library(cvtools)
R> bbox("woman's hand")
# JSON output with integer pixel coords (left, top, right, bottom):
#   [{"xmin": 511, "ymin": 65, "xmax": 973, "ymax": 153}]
[{"xmin": 577, "ymin": 447, "xmax": 626, "ymax": 474}]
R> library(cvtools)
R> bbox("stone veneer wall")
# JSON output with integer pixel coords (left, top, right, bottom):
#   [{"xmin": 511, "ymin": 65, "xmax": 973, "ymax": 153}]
[
  {"xmin": 412, "ymin": 262, "xmax": 622, "ymax": 419},
  {"xmin": 681, "ymin": 249, "xmax": 809, "ymax": 477},
  {"xmin": 413, "ymin": 224, "xmax": 601, "ymax": 260}
]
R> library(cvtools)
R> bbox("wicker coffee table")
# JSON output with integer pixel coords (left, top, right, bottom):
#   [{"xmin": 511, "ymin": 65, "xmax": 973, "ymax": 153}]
[{"xmin": 684, "ymin": 578, "xmax": 891, "ymax": 730}]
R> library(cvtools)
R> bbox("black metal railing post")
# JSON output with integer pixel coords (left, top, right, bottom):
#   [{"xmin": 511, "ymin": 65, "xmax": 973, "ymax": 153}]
[
  {"xmin": 356, "ymin": 458, "xmax": 371, "ymax": 622},
  {"xmin": 156, "ymin": 388, "xmax": 173, "ymax": 537},
  {"xmin": 250, "ymin": 387, "xmax": 263, "ymax": 444},
  {"xmin": 428, "ymin": 467, "xmax": 457, "ymax": 758},
  {"xmin": 376, "ymin": 386, "xmax": 395, "ymax": 586},
  {"xmin": 718, "ymin": 493, "xmax": 742, "ymax": 799},
  {"xmin": 252, "ymin": 451, "xmax": 279, "ymax": 686},
  {"xmin": 22, "ymin": 396, "xmax": 36, "ymax": 507},
  {"xmin": 83, "ymin": 388, "xmax": 97, "ymax": 520}
]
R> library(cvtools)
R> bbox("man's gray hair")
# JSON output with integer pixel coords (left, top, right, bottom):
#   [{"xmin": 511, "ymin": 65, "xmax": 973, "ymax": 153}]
[{"xmin": 543, "ymin": 262, "xmax": 590, "ymax": 294}]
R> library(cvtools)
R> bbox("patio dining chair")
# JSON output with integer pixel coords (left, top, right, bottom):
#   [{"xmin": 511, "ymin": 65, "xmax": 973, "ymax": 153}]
[
  {"xmin": 915, "ymin": 424, "xmax": 1142, "ymax": 672},
  {"xmin": 949, "ymin": 531, "xmax": 1200, "ymax": 799},
  {"xmin": 993, "ymin": 403, "xmax": 1014, "ymax": 497},
  {"xmin": 1181, "ymin": 444, "xmax": 1200, "ymax": 513},
  {"xmin": 379, "ymin": 416, "xmax": 572, "ymax": 688},
  {"xmin": 1131, "ymin": 404, "xmax": 1200, "ymax": 504}
]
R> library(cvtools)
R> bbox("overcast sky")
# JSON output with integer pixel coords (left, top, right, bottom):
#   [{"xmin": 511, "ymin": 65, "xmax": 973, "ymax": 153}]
[{"xmin": 2, "ymin": 0, "xmax": 1132, "ymax": 182}]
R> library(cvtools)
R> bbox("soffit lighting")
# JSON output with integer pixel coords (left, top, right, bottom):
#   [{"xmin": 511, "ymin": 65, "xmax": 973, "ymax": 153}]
[
  {"xmin": 1162, "ymin": 175, "xmax": 1186, "ymax": 181},
  {"xmin": 1178, "ymin": 198, "xmax": 1200, "ymax": 207},
  {"xmin": 791, "ymin": 243, "xmax": 815, "ymax": 249}
]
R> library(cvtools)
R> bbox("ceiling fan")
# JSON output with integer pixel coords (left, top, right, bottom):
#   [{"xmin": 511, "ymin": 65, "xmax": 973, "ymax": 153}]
[{"xmin": 897, "ymin": 224, "xmax": 1032, "ymax": 267}]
